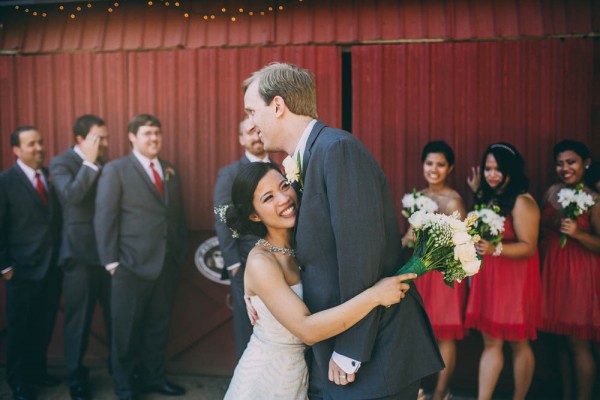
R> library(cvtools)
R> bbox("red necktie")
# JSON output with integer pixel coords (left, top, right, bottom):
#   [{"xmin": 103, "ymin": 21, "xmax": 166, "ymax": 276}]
[
  {"xmin": 149, "ymin": 162, "xmax": 164, "ymax": 197},
  {"xmin": 34, "ymin": 172, "xmax": 48, "ymax": 205}
]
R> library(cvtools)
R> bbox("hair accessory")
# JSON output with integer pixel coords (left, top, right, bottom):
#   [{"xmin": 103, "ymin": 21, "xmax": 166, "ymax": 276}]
[
  {"xmin": 490, "ymin": 143, "xmax": 516, "ymax": 156},
  {"xmin": 214, "ymin": 205, "xmax": 239, "ymax": 238}
]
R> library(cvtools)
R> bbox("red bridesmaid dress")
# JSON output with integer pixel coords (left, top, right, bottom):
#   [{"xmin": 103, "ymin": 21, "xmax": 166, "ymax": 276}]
[
  {"xmin": 465, "ymin": 215, "xmax": 541, "ymax": 340},
  {"xmin": 540, "ymin": 203, "xmax": 600, "ymax": 341},
  {"xmin": 415, "ymin": 271, "xmax": 468, "ymax": 340}
]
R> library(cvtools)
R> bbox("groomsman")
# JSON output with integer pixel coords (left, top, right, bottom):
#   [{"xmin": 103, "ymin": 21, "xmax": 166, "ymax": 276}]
[
  {"xmin": 94, "ymin": 114, "xmax": 187, "ymax": 400},
  {"xmin": 0, "ymin": 126, "xmax": 62, "ymax": 400},
  {"xmin": 49, "ymin": 115, "xmax": 111, "ymax": 400},
  {"xmin": 214, "ymin": 118, "xmax": 269, "ymax": 358}
]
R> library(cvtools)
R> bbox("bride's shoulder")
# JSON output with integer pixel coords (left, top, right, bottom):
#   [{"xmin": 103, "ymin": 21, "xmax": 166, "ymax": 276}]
[{"xmin": 246, "ymin": 248, "xmax": 285, "ymax": 279}]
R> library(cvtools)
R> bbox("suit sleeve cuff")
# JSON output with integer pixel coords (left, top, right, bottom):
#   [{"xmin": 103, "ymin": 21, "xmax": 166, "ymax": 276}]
[
  {"xmin": 105, "ymin": 262, "xmax": 119, "ymax": 271},
  {"xmin": 1, "ymin": 267, "xmax": 13, "ymax": 274},
  {"xmin": 332, "ymin": 351, "xmax": 361, "ymax": 374},
  {"xmin": 227, "ymin": 262, "xmax": 241, "ymax": 271},
  {"xmin": 83, "ymin": 161, "xmax": 100, "ymax": 171}
]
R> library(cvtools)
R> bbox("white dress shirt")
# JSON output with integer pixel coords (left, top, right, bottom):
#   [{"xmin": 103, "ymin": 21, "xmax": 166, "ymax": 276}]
[{"xmin": 73, "ymin": 145, "xmax": 100, "ymax": 171}]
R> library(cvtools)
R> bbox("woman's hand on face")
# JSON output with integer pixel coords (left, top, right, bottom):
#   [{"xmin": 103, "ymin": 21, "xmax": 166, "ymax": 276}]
[
  {"xmin": 373, "ymin": 273, "xmax": 416, "ymax": 307},
  {"xmin": 560, "ymin": 218, "xmax": 579, "ymax": 237},
  {"xmin": 475, "ymin": 238, "xmax": 494, "ymax": 256},
  {"xmin": 467, "ymin": 166, "xmax": 481, "ymax": 193}
]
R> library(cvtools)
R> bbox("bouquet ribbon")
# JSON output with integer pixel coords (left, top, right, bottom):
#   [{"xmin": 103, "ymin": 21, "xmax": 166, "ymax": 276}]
[{"xmin": 395, "ymin": 256, "xmax": 428, "ymax": 282}]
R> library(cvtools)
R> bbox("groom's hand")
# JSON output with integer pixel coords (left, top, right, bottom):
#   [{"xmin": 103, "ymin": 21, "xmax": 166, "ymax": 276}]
[
  {"xmin": 328, "ymin": 358, "xmax": 355, "ymax": 386},
  {"xmin": 244, "ymin": 294, "xmax": 259, "ymax": 325}
]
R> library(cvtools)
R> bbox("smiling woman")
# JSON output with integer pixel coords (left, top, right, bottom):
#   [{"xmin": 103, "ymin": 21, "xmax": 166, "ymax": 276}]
[{"xmin": 219, "ymin": 162, "xmax": 415, "ymax": 399}]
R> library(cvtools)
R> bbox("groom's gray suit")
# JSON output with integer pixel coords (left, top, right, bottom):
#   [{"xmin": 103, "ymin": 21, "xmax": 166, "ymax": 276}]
[
  {"xmin": 94, "ymin": 153, "xmax": 187, "ymax": 398},
  {"xmin": 296, "ymin": 121, "xmax": 444, "ymax": 399}
]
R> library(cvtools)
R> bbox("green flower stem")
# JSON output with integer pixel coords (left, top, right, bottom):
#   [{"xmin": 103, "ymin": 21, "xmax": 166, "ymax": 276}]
[{"xmin": 395, "ymin": 256, "xmax": 429, "ymax": 282}]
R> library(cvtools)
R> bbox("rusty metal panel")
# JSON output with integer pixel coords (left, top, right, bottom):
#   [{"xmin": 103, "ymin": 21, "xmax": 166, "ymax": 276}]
[{"xmin": 352, "ymin": 38, "xmax": 594, "ymax": 231}]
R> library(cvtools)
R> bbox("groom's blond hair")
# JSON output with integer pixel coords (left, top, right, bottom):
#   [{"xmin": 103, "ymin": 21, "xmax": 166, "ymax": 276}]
[{"xmin": 243, "ymin": 63, "xmax": 318, "ymax": 119}]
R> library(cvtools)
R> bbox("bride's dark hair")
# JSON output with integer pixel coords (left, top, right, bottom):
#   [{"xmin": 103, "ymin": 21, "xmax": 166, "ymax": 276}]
[{"xmin": 225, "ymin": 162, "xmax": 282, "ymax": 238}]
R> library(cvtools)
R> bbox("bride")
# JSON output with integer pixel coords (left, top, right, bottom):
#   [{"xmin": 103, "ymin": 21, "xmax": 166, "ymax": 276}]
[{"xmin": 221, "ymin": 162, "xmax": 415, "ymax": 399}]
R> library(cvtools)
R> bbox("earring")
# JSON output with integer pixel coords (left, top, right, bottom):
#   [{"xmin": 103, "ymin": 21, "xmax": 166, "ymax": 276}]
[{"xmin": 585, "ymin": 165, "xmax": 590, "ymax": 170}]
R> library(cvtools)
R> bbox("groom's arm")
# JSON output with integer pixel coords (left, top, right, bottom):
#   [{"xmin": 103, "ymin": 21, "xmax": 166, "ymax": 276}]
[{"xmin": 324, "ymin": 138, "xmax": 387, "ymax": 363}]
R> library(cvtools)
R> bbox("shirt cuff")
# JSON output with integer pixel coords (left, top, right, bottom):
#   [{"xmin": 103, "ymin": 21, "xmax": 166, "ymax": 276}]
[
  {"xmin": 1, "ymin": 267, "xmax": 13, "ymax": 274},
  {"xmin": 332, "ymin": 351, "xmax": 361, "ymax": 374},
  {"xmin": 83, "ymin": 161, "xmax": 100, "ymax": 171},
  {"xmin": 105, "ymin": 262, "xmax": 119, "ymax": 271},
  {"xmin": 227, "ymin": 262, "xmax": 241, "ymax": 271}
]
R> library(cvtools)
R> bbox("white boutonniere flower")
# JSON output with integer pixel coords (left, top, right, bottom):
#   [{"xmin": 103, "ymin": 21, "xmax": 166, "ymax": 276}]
[
  {"xmin": 165, "ymin": 166, "xmax": 176, "ymax": 182},
  {"xmin": 282, "ymin": 154, "xmax": 303, "ymax": 191}
]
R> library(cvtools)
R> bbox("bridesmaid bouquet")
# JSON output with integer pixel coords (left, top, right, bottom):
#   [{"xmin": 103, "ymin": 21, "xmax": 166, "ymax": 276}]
[
  {"xmin": 467, "ymin": 204, "xmax": 505, "ymax": 245},
  {"xmin": 395, "ymin": 210, "xmax": 481, "ymax": 288},
  {"xmin": 401, "ymin": 189, "xmax": 438, "ymax": 218},
  {"xmin": 556, "ymin": 183, "xmax": 596, "ymax": 247}
]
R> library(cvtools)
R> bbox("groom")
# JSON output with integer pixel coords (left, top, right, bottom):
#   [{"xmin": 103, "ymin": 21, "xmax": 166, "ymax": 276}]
[{"xmin": 243, "ymin": 63, "xmax": 443, "ymax": 399}]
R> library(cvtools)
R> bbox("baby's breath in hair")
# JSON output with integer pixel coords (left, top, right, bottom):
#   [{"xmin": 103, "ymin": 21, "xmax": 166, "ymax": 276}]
[{"xmin": 214, "ymin": 205, "xmax": 239, "ymax": 238}]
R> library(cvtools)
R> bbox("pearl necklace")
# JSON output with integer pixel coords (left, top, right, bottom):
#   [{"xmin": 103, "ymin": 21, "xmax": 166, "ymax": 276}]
[{"xmin": 256, "ymin": 238, "xmax": 296, "ymax": 257}]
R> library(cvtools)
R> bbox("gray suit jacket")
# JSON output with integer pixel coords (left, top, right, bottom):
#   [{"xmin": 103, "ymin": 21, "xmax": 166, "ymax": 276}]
[
  {"xmin": 214, "ymin": 155, "xmax": 259, "ymax": 273},
  {"xmin": 0, "ymin": 164, "xmax": 61, "ymax": 280},
  {"xmin": 296, "ymin": 121, "xmax": 443, "ymax": 399},
  {"xmin": 49, "ymin": 147, "xmax": 101, "ymax": 266},
  {"xmin": 94, "ymin": 154, "xmax": 187, "ymax": 280}
]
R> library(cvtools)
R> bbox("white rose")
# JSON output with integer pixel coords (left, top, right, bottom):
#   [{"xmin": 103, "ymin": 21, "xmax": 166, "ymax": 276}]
[
  {"xmin": 452, "ymin": 231, "xmax": 471, "ymax": 246},
  {"xmin": 462, "ymin": 260, "xmax": 481, "ymax": 276},
  {"xmin": 282, "ymin": 156, "xmax": 300, "ymax": 183},
  {"xmin": 402, "ymin": 194, "xmax": 417, "ymax": 209},
  {"xmin": 409, "ymin": 210, "xmax": 426, "ymax": 229},
  {"xmin": 454, "ymin": 243, "xmax": 478, "ymax": 264}
]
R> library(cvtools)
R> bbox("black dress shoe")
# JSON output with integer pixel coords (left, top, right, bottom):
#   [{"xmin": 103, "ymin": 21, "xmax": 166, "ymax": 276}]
[
  {"xmin": 33, "ymin": 373, "xmax": 61, "ymax": 387},
  {"xmin": 69, "ymin": 384, "xmax": 89, "ymax": 400},
  {"xmin": 12, "ymin": 385, "xmax": 35, "ymax": 400},
  {"xmin": 141, "ymin": 381, "xmax": 186, "ymax": 396}
]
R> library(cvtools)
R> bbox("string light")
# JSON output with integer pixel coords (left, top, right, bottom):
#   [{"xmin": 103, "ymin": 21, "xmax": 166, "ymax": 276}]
[
  {"xmin": 87, "ymin": 3, "xmax": 92, "ymax": 8},
  {"xmin": 24, "ymin": 8, "xmax": 29, "ymax": 13},
  {"xmin": 147, "ymin": 1, "xmax": 153, "ymax": 6},
  {"xmin": 174, "ymin": 2, "xmax": 180, "ymax": 7},
  {"xmin": 248, "ymin": 11, "xmax": 254, "ymax": 16},
  {"xmin": 165, "ymin": 1, "xmax": 170, "ymax": 5},
  {"xmin": 14, "ymin": 5, "xmax": 19, "ymax": 10},
  {"xmin": 279, "ymin": 6, "xmax": 284, "ymax": 11},
  {"xmin": 59, "ymin": 5, "xmax": 64, "ymax": 10},
  {"xmin": 70, "ymin": 13, "xmax": 76, "ymax": 19},
  {"xmin": 42, "ymin": 13, "xmax": 47, "ymax": 17},
  {"xmin": 184, "ymin": 13, "xmax": 189, "ymax": 18},
  {"xmin": 239, "ymin": 8, "xmax": 244, "ymax": 13},
  {"xmin": 114, "ymin": 2, "xmax": 119, "ymax": 7},
  {"xmin": 32, "ymin": 11, "xmax": 38, "ymax": 16},
  {"xmin": 108, "ymin": 7, "xmax": 113, "ymax": 12},
  {"xmin": 76, "ymin": 6, "xmax": 81, "ymax": 11},
  {"xmin": 221, "ymin": 8, "xmax": 226, "ymax": 13},
  {"xmin": 268, "ymin": 6, "xmax": 273, "ymax": 11},
  {"xmin": 231, "ymin": 17, "xmax": 236, "ymax": 22}
]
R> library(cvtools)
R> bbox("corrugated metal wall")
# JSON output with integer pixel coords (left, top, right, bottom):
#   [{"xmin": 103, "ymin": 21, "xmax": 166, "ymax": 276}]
[
  {"xmin": 0, "ymin": 0, "xmax": 598, "ymax": 53},
  {"xmin": 352, "ymin": 38, "xmax": 595, "ymax": 231},
  {"xmin": 0, "ymin": 46, "xmax": 342, "ymax": 230}
]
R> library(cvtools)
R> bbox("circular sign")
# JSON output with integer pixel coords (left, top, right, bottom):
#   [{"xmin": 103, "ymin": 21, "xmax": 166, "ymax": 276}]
[{"xmin": 194, "ymin": 236, "xmax": 230, "ymax": 285}]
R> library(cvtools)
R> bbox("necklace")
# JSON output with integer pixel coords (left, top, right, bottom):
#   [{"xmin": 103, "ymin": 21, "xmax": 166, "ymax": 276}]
[{"xmin": 256, "ymin": 238, "xmax": 296, "ymax": 257}]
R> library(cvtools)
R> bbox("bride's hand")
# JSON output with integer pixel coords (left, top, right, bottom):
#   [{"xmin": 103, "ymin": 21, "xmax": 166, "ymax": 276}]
[
  {"xmin": 244, "ymin": 295, "xmax": 259, "ymax": 325},
  {"xmin": 372, "ymin": 273, "xmax": 416, "ymax": 307}
]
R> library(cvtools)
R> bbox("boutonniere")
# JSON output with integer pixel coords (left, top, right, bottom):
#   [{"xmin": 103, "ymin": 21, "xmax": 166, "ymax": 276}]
[
  {"xmin": 282, "ymin": 153, "xmax": 303, "ymax": 191},
  {"xmin": 164, "ymin": 166, "xmax": 176, "ymax": 182}
]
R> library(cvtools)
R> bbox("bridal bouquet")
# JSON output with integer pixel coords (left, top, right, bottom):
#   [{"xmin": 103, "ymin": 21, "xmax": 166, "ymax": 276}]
[
  {"xmin": 401, "ymin": 189, "xmax": 438, "ymax": 218},
  {"xmin": 468, "ymin": 204, "xmax": 505, "ymax": 245},
  {"xmin": 395, "ymin": 210, "xmax": 481, "ymax": 288},
  {"xmin": 557, "ymin": 183, "xmax": 596, "ymax": 247}
]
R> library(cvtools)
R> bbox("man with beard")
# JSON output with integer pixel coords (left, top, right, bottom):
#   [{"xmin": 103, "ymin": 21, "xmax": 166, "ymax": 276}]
[
  {"xmin": 0, "ymin": 126, "xmax": 62, "ymax": 400},
  {"xmin": 214, "ymin": 118, "xmax": 270, "ymax": 358},
  {"xmin": 94, "ymin": 114, "xmax": 187, "ymax": 400},
  {"xmin": 49, "ymin": 115, "xmax": 111, "ymax": 400}
]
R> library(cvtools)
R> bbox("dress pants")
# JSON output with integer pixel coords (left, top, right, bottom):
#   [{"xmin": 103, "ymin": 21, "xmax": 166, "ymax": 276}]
[
  {"xmin": 110, "ymin": 261, "xmax": 180, "ymax": 398},
  {"xmin": 5, "ymin": 266, "xmax": 62, "ymax": 388},
  {"xmin": 63, "ymin": 260, "xmax": 112, "ymax": 385}
]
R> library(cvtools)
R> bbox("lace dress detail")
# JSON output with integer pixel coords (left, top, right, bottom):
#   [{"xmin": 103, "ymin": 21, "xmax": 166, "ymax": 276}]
[{"xmin": 224, "ymin": 283, "xmax": 308, "ymax": 399}]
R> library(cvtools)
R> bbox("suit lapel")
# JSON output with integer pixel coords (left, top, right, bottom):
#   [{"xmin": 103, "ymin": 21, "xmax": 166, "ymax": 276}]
[
  {"xmin": 160, "ymin": 159, "xmax": 171, "ymax": 206},
  {"xmin": 129, "ymin": 154, "xmax": 165, "ymax": 204},
  {"xmin": 12, "ymin": 164, "xmax": 47, "ymax": 208},
  {"xmin": 302, "ymin": 120, "xmax": 327, "ymax": 182}
]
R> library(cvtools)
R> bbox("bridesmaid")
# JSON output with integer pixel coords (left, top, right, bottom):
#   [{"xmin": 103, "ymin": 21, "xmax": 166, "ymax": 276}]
[
  {"xmin": 402, "ymin": 141, "xmax": 467, "ymax": 400},
  {"xmin": 540, "ymin": 140, "xmax": 600, "ymax": 400},
  {"xmin": 465, "ymin": 142, "xmax": 541, "ymax": 400}
]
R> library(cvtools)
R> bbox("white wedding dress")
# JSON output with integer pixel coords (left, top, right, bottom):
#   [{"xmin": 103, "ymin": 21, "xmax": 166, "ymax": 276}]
[{"xmin": 224, "ymin": 283, "xmax": 308, "ymax": 399}]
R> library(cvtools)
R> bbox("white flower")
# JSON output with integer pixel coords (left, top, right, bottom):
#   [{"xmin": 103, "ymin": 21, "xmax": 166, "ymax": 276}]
[
  {"xmin": 416, "ymin": 196, "xmax": 439, "ymax": 213},
  {"xmin": 452, "ymin": 231, "xmax": 472, "ymax": 246},
  {"xmin": 462, "ymin": 260, "xmax": 481, "ymax": 276},
  {"xmin": 557, "ymin": 188, "xmax": 577, "ymax": 208},
  {"xmin": 408, "ymin": 210, "xmax": 427, "ymax": 229},
  {"xmin": 454, "ymin": 242, "xmax": 478, "ymax": 264},
  {"xmin": 401, "ymin": 193, "xmax": 417, "ymax": 210},
  {"xmin": 282, "ymin": 156, "xmax": 300, "ymax": 183},
  {"xmin": 575, "ymin": 192, "xmax": 594, "ymax": 211}
]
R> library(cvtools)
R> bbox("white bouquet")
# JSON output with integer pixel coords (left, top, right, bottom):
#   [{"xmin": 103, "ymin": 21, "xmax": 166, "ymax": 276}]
[
  {"xmin": 556, "ymin": 183, "xmax": 596, "ymax": 247},
  {"xmin": 395, "ymin": 210, "xmax": 481, "ymax": 288},
  {"xmin": 401, "ymin": 189, "xmax": 438, "ymax": 218},
  {"xmin": 468, "ymin": 204, "xmax": 505, "ymax": 245}
]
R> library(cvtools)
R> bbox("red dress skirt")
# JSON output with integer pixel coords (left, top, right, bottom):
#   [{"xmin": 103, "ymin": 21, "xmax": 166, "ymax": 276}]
[
  {"xmin": 465, "ymin": 216, "xmax": 541, "ymax": 341},
  {"xmin": 540, "ymin": 203, "xmax": 600, "ymax": 341},
  {"xmin": 415, "ymin": 271, "xmax": 468, "ymax": 340}
]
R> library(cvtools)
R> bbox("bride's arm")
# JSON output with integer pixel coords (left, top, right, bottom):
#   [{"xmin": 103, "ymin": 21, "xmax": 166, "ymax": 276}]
[{"xmin": 245, "ymin": 251, "xmax": 414, "ymax": 346}]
